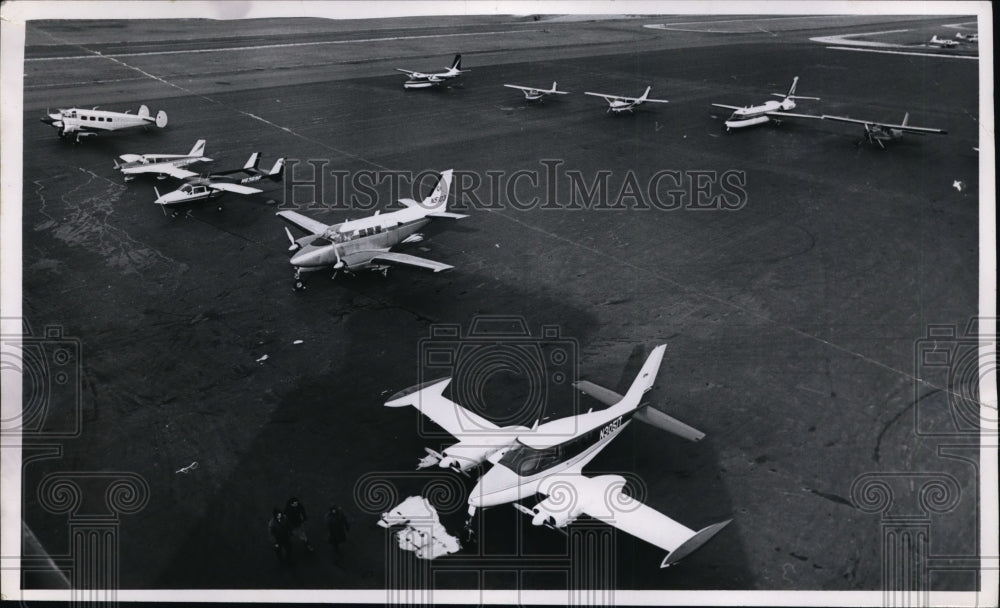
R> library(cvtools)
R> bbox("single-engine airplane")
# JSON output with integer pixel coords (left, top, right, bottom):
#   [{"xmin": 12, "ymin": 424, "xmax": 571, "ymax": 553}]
[
  {"xmin": 711, "ymin": 77, "xmax": 821, "ymax": 132},
  {"xmin": 384, "ymin": 344, "xmax": 731, "ymax": 569},
  {"xmin": 503, "ymin": 81, "xmax": 570, "ymax": 101},
  {"xmin": 584, "ymin": 86, "xmax": 669, "ymax": 115},
  {"xmin": 397, "ymin": 55, "xmax": 468, "ymax": 89},
  {"xmin": 822, "ymin": 112, "xmax": 947, "ymax": 148},
  {"xmin": 152, "ymin": 153, "xmax": 284, "ymax": 213},
  {"xmin": 277, "ymin": 169, "xmax": 465, "ymax": 290},
  {"xmin": 41, "ymin": 104, "xmax": 168, "ymax": 143},
  {"xmin": 927, "ymin": 35, "xmax": 959, "ymax": 48},
  {"xmin": 955, "ymin": 32, "xmax": 978, "ymax": 43},
  {"xmin": 114, "ymin": 139, "xmax": 211, "ymax": 181}
]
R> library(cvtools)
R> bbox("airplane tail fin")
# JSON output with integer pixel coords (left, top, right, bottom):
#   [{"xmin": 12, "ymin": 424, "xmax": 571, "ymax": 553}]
[
  {"xmin": 902, "ymin": 112, "xmax": 910, "ymax": 127},
  {"xmin": 420, "ymin": 169, "xmax": 453, "ymax": 212},
  {"xmin": 244, "ymin": 153, "xmax": 261, "ymax": 171},
  {"xmin": 189, "ymin": 139, "xmax": 206, "ymax": 157},
  {"xmin": 138, "ymin": 105, "xmax": 150, "ymax": 118},
  {"xmin": 620, "ymin": 344, "xmax": 666, "ymax": 408},
  {"xmin": 551, "ymin": 81, "xmax": 558, "ymax": 92},
  {"xmin": 639, "ymin": 86, "xmax": 651, "ymax": 101},
  {"xmin": 155, "ymin": 110, "xmax": 168, "ymax": 129},
  {"xmin": 785, "ymin": 76, "xmax": 799, "ymax": 98},
  {"xmin": 451, "ymin": 54, "xmax": 462, "ymax": 71},
  {"xmin": 268, "ymin": 158, "xmax": 285, "ymax": 181}
]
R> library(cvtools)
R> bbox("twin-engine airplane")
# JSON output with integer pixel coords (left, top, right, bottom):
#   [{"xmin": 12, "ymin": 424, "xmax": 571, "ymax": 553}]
[
  {"xmin": 385, "ymin": 344, "xmax": 731, "ymax": 569},
  {"xmin": 584, "ymin": 86, "xmax": 669, "ymax": 114},
  {"xmin": 114, "ymin": 139, "xmax": 211, "ymax": 181},
  {"xmin": 503, "ymin": 81, "xmax": 570, "ymax": 101},
  {"xmin": 822, "ymin": 112, "xmax": 947, "ymax": 148},
  {"xmin": 277, "ymin": 169, "xmax": 465, "ymax": 290},
  {"xmin": 152, "ymin": 153, "xmax": 284, "ymax": 212},
  {"xmin": 712, "ymin": 77, "xmax": 821, "ymax": 132},
  {"xmin": 41, "ymin": 105, "xmax": 167, "ymax": 142},
  {"xmin": 927, "ymin": 35, "xmax": 959, "ymax": 48},
  {"xmin": 397, "ymin": 55, "xmax": 468, "ymax": 89}
]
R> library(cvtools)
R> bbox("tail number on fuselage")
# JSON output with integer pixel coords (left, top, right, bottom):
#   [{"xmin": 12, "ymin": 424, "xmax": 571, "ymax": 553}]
[{"xmin": 600, "ymin": 416, "xmax": 623, "ymax": 440}]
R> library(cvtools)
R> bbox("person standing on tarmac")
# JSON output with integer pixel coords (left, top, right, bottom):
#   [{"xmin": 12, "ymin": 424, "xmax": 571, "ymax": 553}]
[{"xmin": 285, "ymin": 497, "xmax": 314, "ymax": 552}]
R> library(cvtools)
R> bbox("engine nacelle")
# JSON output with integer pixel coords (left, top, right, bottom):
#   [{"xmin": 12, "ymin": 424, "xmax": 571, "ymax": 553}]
[{"xmin": 530, "ymin": 496, "xmax": 582, "ymax": 529}]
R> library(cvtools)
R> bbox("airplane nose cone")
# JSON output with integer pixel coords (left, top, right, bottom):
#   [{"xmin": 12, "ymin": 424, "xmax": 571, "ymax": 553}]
[{"xmin": 290, "ymin": 246, "xmax": 328, "ymax": 268}]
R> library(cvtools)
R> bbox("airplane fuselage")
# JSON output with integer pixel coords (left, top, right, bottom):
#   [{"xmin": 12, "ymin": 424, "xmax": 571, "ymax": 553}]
[
  {"xmin": 290, "ymin": 216, "xmax": 431, "ymax": 272},
  {"xmin": 724, "ymin": 99, "xmax": 795, "ymax": 129}
]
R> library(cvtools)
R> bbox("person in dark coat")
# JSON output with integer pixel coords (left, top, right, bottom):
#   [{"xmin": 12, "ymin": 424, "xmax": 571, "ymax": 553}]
[
  {"xmin": 268, "ymin": 508, "xmax": 291, "ymax": 561},
  {"xmin": 285, "ymin": 497, "xmax": 314, "ymax": 552},
  {"xmin": 324, "ymin": 505, "xmax": 350, "ymax": 556}
]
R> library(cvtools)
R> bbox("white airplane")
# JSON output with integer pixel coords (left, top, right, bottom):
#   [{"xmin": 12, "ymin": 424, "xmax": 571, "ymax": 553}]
[
  {"xmin": 277, "ymin": 169, "xmax": 466, "ymax": 290},
  {"xmin": 822, "ymin": 112, "xmax": 947, "ymax": 148},
  {"xmin": 152, "ymin": 154, "xmax": 284, "ymax": 212},
  {"xmin": 385, "ymin": 344, "xmax": 731, "ymax": 569},
  {"xmin": 396, "ymin": 54, "xmax": 468, "ymax": 89},
  {"xmin": 584, "ymin": 86, "xmax": 669, "ymax": 114},
  {"xmin": 955, "ymin": 32, "xmax": 978, "ymax": 43},
  {"xmin": 503, "ymin": 81, "xmax": 570, "ymax": 101},
  {"xmin": 41, "ymin": 104, "xmax": 167, "ymax": 142},
  {"xmin": 114, "ymin": 140, "xmax": 211, "ymax": 182},
  {"xmin": 711, "ymin": 77, "xmax": 822, "ymax": 132},
  {"xmin": 928, "ymin": 35, "xmax": 959, "ymax": 48}
]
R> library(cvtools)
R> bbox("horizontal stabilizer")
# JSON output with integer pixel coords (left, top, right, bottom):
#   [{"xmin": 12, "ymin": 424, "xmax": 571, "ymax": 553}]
[
  {"xmin": 573, "ymin": 380, "xmax": 623, "ymax": 407},
  {"xmin": 427, "ymin": 211, "xmax": 468, "ymax": 219},
  {"xmin": 633, "ymin": 407, "xmax": 704, "ymax": 442},
  {"xmin": 661, "ymin": 520, "xmax": 731, "ymax": 568}
]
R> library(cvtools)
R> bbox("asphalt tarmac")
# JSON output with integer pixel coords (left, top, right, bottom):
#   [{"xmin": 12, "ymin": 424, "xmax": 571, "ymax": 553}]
[{"xmin": 16, "ymin": 14, "xmax": 981, "ymax": 593}]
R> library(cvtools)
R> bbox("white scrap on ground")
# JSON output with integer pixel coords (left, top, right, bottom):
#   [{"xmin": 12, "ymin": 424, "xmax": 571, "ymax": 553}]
[{"xmin": 378, "ymin": 496, "xmax": 461, "ymax": 560}]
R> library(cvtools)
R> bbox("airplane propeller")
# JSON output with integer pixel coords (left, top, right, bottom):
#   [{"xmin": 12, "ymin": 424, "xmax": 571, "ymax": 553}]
[
  {"xmin": 512, "ymin": 503, "xmax": 568, "ymax": 536},
  {"xmin": 284, "ymin": 227, "xmax": 300, "ymax": 252}
]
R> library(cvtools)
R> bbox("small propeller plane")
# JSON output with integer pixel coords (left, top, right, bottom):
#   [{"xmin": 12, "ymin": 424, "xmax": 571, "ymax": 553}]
[
  {"xmin": 114, "ymin": 139, "xmax": 211, "ymax": 181},
  {"xmin": 277, "ymin": 169, "xmax": 465, "ymax": 290},
  {"xmin": 503, "ymin": 81, "xmax": 570, "ymax": 101},
  {"xmin": 822, "ymin": 112, "xmax": 947, "ymax": 148},
  {"xmin": 584, "ymin": 86, "xmax": 669, "ymax": 114},
  {"xmin": 955, "ymin": 32, "xmax": 978, "ymax": 43},
  {"xmin": 41, "ymin": 104, "xmax": 168, "ymax": 143},
  {"xmin": 927, "ymin": 35, "xmax": 959, "ymax": 48},
  {"xmin": 396, "ymin": 54, "xmax": 468, "ymax": 89},
  {"xmin": 384, "ymin": 344, "xmax": 731, "ymax": 569},
  {"xmin": 711, "ymin": 77, "xmax": 822, "ymax": 132},
  {"xmin": 152, "ymin": 153, "xmax": 284, "ymax": 213}
]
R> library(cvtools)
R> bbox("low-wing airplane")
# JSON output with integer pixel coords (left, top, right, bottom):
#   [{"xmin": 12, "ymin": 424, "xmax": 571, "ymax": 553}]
[
  {"xmin": 277, "ymin": 169, "xmax": 465, "ymax": 290},
  {"xmin": 503, "ymin": 81, "xmax": 570, "ymax": 101},
  {"xmin": 114, "ymin": 140, "xmax": 211, "ymax": 181},
  {"xmin": 711, "ymin": 77, "xmax": 822, "ymax": 132},
  {"xmin": 822, "ymin": 112, "xmax": 947, "ymax": 148},
  {"xmin": 152, "ymin": 153, "xmax": 284, "ymax": 212},
  {"xmin": 927, "ymin": 35, "xmax": 959, "ymax": 48},
  {"xmin": 384, "ymin": 344, "xmax": 731, "ymax": 569},
  {"xmin": 396, "ymin": 54, "xmax": 468, "ymax": 89},
  {"xmin": 41, "ymin": 104, "xmax": 168, "ymax": 142},
  {"xmin": 584, "ymin": 86, "xmax": 669, "ymax": 115}
]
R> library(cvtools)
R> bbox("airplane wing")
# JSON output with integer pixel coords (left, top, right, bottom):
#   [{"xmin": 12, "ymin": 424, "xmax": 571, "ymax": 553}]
[
  {"xmin": 153, "ymin": 166, "xmax": 199, "ymax": 179},
  {"xmin": 537, "ymin": 473, "xmax": 730, "ymax": 568},
  {"xmin": 504, "ymin": 84, "xmax": 532, "ymax": 91},
  {"xmin": 711, "ymin": 104, "xmax": 742, "ymax": 111},
  {"xmin": 207, "ymin": 182, "xmax": 263, "ymax": 195},
  {"xmin": 396, "ymin": 69, "xmax": 421, "ymax": 77},
  {"xmin": 385, "ymin": 378, "xmax": 501, "ymax": 440},
  {"xmin": 584, "ymin": 92, "xmax": 621, "ymax": 102},
  {"xmin": 764, "ymin": 111, "xmax": 823, "ymax": 120},
  {"xmin": 822, "ymin": 115, "xmax": 947, "ymax": 134},
  {"xmin": 275, "ymin": 210, "xmax": 331, "ymax": 236},
  {"xmin": 821, "ymin": 115, "xmax": 875, "ymax": 126},
  {"xmin": 369, "ymin": 252, "xmax": 453, "ymax": 273}
]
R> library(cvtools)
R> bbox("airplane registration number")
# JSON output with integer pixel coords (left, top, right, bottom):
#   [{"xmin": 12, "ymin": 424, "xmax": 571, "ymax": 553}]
[{"xmin": 600, "ymin": 416, "xmax": 623, "ymax": 440}]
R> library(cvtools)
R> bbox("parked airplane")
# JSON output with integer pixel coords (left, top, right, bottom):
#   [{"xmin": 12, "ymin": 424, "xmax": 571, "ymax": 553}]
[
  {"xmin": 503, "ymin": 81, "xmax": 570, "ymax": 101},
  {"xmin": 152, "ymin": 154, "xmax": 284, "ymax": 212},
  {"xmin": 955, "ymin": 32, "xmax": 978, "ymax": 43},
  {"xmin": 711, "ymin": 77, "xmax": 821, "ymax": 132},
  {"xmin": 277, "ymin": 169, "xmax": 465, "ymax": 290},
  {"xmin": 584, "ymin": 86, "xmax": 669, "ymax": 114},
  {"xmin": 822, "ymin": 112, "xmax": 947, "ymax": 148},
  {"xmin": 114, "ymin": 140, "xmax": 211, "ymax": 181},
  {"xmin": 927, "ymin": 35, "xmax": 959, "ymax": 48},
  {"xmin": 385, "ymin": 344, "xmax": 730, "ymax": 568},
  {"xmin": 41, "ymin": 104, "xmax": 167, "ymax": 142},
  {"xmin": 396, "ymin": 55, "xmax": 468, "ymax": 89}
]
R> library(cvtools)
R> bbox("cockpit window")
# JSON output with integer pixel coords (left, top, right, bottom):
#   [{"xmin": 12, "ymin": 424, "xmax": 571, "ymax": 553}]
[{"xmin": 498, "ymin": 442, "xmax": 563, "ymax": 477}]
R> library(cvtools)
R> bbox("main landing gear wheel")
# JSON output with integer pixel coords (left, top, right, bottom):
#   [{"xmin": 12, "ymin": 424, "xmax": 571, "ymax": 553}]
[{"xmin": 293, "ymin": 280, "xmax": 306, "ymax": 291}]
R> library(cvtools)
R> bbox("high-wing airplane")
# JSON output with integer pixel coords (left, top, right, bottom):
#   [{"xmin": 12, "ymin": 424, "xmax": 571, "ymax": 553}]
[
  {"xmin": 396, "ymin": 55, "xmax": 468, "ymax": 89},
  {"xmin": 822, "ymin": 112, "xmax": 947, "ymax": 148},
  {"xmin": 711, "ymin": 77, "xmax": 822, "ymax": 132},
  {"xmin": 152, "ymin": 154, "xmax": 284, "ymax": 212},
  {"xmin": 927, "ymin": 35, "xmax": 959, "ymax": 48},
  {"xmin": 41, "ymin": 104, "xmax": 168, "ymax": 142},
  {"xmin": 114, "ymin": 139, "xmax": 211, "ymax": 181},
  {"xmin": 384, "ymin": 344, "xmax": 731, "ymax": 569},
  {"xmin": 584, "ymin": 86, "xmax": 669, "ymax": 114},
  {"xmin": 503, "ymin": 81, "xmax": 570, "ymax": 101},
  {"xmin": 277, "ymin": 169, "xmax": 465, "ymax": 290}
]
